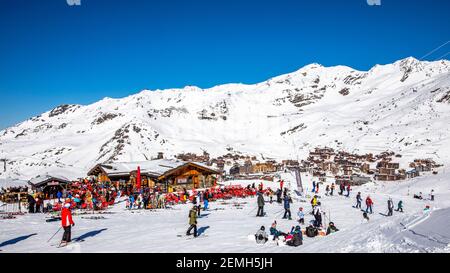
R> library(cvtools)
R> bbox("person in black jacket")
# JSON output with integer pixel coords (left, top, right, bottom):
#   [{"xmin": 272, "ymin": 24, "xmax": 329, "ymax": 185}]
[
  {"xmin": 256, "ymin": 192, "xmax": 265, "ymax": 217},
  {"xmin": 27, "ymin": 194, "xmax": 35, "ymax": 213},
  {"xmin": 306, "ymin": 224, "xmax": 318, "ymax": 238},
  {"xmin": 326, "ymin": 222, "xmax": 339, "ymax": 235},
  {"xmin": 282, "ymin": 194, "xmax": 292, "ymax": 220}
]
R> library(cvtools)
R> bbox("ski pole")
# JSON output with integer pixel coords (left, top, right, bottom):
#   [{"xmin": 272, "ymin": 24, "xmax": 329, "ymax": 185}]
[
  {"xmin": 47, "ymin": 227, "xmax": 62, "ymax": 243},
  {"xmin": 247, "ymin": 206, "xmax": 257, "ymax": 215}
]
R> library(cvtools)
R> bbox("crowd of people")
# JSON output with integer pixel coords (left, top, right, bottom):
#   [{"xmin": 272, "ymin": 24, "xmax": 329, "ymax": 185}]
[{"xmin": 253, "ymin": 179, "xmax": 341, "ymax": 247}]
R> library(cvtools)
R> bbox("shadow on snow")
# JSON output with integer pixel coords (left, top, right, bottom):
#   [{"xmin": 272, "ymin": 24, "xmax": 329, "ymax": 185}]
[
  {"xmin": 0, "ymin": 233, "xmax": 37, "ymax": 248},
  {"xmin": 197, "ymin": 226, "xmax": 210, "ymax": 236},
  {"xmin": 73, "ymin": 228, "xmax": 108, "ymax": 242}
]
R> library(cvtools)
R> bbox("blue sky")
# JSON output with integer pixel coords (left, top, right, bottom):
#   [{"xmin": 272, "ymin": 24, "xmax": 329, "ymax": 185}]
[{"xmin": 0, "ymin": 0, "xmax": 449, "ymax": 129}]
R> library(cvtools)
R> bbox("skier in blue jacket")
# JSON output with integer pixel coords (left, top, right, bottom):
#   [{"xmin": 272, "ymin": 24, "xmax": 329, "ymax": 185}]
[{"xmin": 282, "ymin": 194, "xmax": 292, "ymax": 220}]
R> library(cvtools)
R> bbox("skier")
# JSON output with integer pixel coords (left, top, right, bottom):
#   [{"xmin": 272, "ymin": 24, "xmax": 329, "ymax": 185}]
[
  {"xmin": 330, "ymin": 183, "xmax": 335, "ymax": 196},
  {"xmin": 316, "ymin": 183, "xmax": 319, "ymax": 194},
  {"xmin": 186, "ymin": 205, "xmax": 198, "ymax": 237},
  {"xmin": 256, "ymin": 192, "xmax": 265, "ymax": 217},
  {"xmin": 339, "ymin": 183, "xmax": 345, "ymax": 195},
  {"xmin": 255, "ymin": 226, "xmax": 269, "ymax": 244},
  {"xmin": 325, "ymin": 185, "xmax": 330, "ymax": 196},
  {"xmin": 313, "ymin": 202, "xmax": 323, "ymax": 228},
  {"xmin": 282, "ymin": 193, "xmax": 292, "ymax": 220},
  {"xmin": 365, "ymin": 196, "xmax": 374, "ymax": 214},
  {"xmin": 57, "ymin": 190, "xmax": 63, "ymax": 203},
  {"xmin": 395, "ymin": 200, "xmax": 403, "ymax": 212},
  {"xmin": 286, "ymin": 226, "xmax": 303, "ymax": 247},
  {"xmin": 430, "ymin": 190, "xmax": 435, "ymax": 201},
  {"xmin": 310, "ymin": 195, "xmax": 318, "ymax": 210},
  {"xmin": 297, "ymin": 207, "xmax": 305, "ymax": 225},
  {"xmin": 355, "ymin": 192, "xmax": 362, "ymax": 209},
  {"xmin": 280, "ymin": 180, "xmax": 284, "ymax": 191},
  {"xmin": 61, "ymin": 200, "xmax": 75, "ymax": 246},
  {"xmin": 326, "ymin": 222, "xmax": 339, "ymax": 235},
  {"xmin": 346, "ymin": 184, "xmax": 351, "ymax": 197},
  {"xmin": 387, "ymin": 198, "xmax": 394, "ymax": 216},
  {"xmin": 311, "ymin": 181, "xmax": 316, "ymax": 193},
  {"xmin": 276, "ymin": 189, "xmax": 282, "ymax": 203},
  {"xmin": 203, "ymin": 190, "xmax": 210, "ymax": 211}
]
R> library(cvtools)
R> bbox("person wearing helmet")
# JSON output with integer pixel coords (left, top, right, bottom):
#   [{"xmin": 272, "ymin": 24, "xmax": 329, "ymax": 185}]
[
  {"xmin": 61, "ymin": 200, "xmax": 75, "ymax": 246},
  {"xmin": 255, "ymin": 226, "xmax": 269, "ymax": 244},
  {"xmin": 286, "ymin": 225, "xmax": 303, "ymax": 247},
  {"xmin": 326, "ymin": 222, "xmax": 339, "ymax": 235}
]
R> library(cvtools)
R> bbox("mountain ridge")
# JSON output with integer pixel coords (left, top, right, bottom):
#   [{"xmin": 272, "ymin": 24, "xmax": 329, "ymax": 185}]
[{"xmin": 1, "ymin": 57, "xmax": 449, "ymax": 180}]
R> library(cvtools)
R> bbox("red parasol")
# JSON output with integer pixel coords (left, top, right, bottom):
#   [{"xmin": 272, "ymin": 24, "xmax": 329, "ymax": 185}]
[{"xmin": 136, "ymin": 166, "xmax": 141, "ymax": 191}]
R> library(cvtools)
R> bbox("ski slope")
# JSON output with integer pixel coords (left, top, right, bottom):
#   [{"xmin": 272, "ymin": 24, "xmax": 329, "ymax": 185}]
[{"xmin": 1, "ymin": 169, "xmax": 449, "ymax": 253}]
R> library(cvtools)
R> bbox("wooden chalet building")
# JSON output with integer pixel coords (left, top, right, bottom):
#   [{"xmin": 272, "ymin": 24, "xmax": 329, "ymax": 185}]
[
  {"xmin": 87, "ymin": 159, "xmax": 221, "ymax": 192},
  {"xmin": 375, "ymin": 161, "xmax": 404, "ymax": 181},
  {"xmin": 28, "ymin": 174, "xmax": 72, "ymax": 197}
]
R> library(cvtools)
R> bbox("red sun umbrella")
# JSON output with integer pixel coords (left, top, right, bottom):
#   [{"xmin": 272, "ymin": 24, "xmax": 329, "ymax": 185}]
[{"xmin": 136, "ymin": 166, "xmax": 141, "ymax": 191}]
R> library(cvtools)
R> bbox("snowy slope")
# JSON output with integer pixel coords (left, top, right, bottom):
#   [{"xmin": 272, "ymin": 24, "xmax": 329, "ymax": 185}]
[
  {"xmin": 1, "ymin": 168, "xmax": 449, "ymax": 253},
  {"xmin": 1, "ymin": 57, "xmax": 450, "ymax": 180}
]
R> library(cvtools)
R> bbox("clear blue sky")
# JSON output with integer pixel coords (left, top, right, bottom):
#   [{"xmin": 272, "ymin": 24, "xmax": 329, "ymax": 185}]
[{"xmin": 0, "ymin": 0, "xmax": 449, "ymax": 129}]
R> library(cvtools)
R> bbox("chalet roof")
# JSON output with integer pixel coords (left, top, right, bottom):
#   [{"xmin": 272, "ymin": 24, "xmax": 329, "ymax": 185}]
[
  {"xmin": 29, "ymin": 174, "xmax": 71, "ymax": 187},
  {"xmin": 88, "ymin": 159, "xmax": 220, "ymax": 178}
]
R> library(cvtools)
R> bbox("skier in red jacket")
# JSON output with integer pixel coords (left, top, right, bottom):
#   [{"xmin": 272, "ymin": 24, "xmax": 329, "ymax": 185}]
[
  {"xmin": 365, "ymin": 196, "xmax": 374, "ymax": 214},
  {"xmin": 61, "ymin": 200, "xmax": 75, "ymax": 245}
]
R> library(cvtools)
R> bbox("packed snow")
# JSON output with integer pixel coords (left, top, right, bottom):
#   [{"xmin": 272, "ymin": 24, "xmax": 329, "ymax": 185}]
[{"xmin": 1, "ymin": 169, "xmax": 449, "ymax": 253}]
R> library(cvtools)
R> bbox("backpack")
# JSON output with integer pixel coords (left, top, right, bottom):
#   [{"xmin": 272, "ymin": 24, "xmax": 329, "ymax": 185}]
[{"xmin": 306, "ymin": 226, "xmax": 318, "ymax": 238}]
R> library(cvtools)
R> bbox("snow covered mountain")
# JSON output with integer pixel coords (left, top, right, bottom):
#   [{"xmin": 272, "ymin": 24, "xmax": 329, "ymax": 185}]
[{"xmin": 1, "ymin": 57, "xmax": 450, "ymax": 180}]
